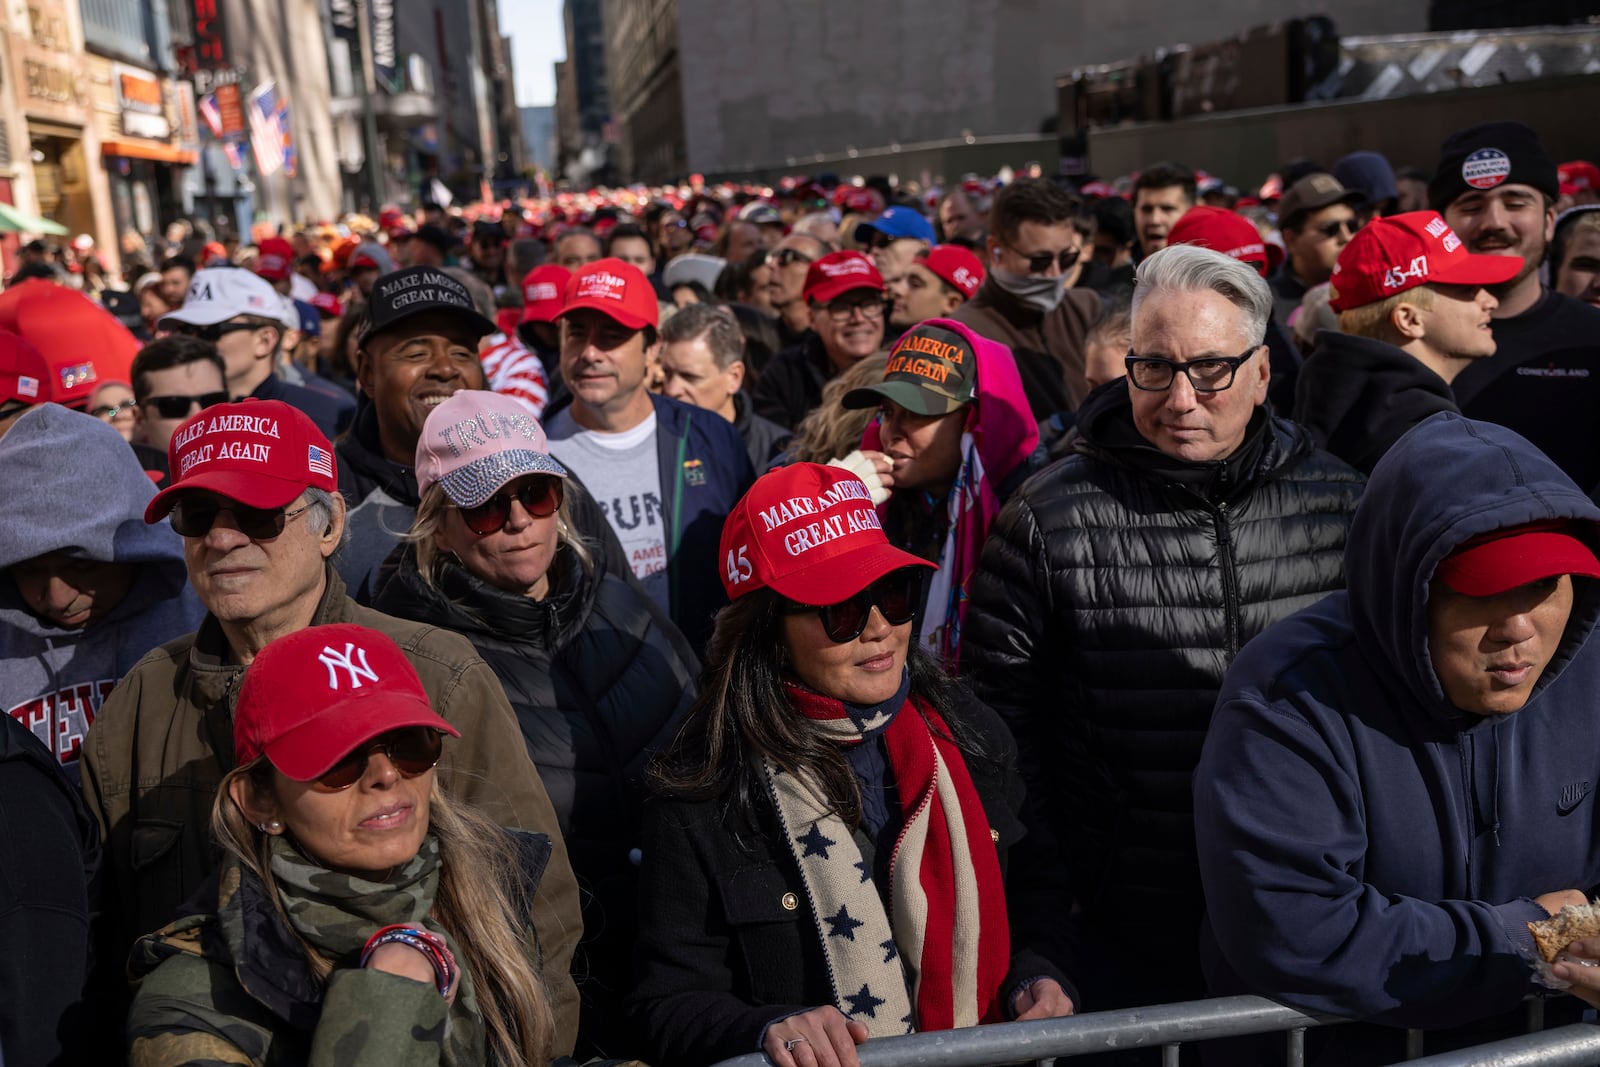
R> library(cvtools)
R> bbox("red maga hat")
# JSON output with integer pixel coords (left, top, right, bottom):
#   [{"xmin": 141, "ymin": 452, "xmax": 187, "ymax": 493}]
[
  {"xmin": 802, "ymin": 251, "xmax": 884, "ymax": 305},
  {"xmin": 1329, "ymin": 211, "xmax": 1522, "ymax": 313},
  {"xmin": 234, "ymin": 623, "xmax": 459, "ymax": 781},
  {"xmin": 145, "ymin": 398, "xmax": 338, "ymax": 523},
  {"xmin": 918, "ymin": 245, "xmax": 985, "ymax": 299},
  {"xmin": 719, "ymin": 462, "xmax": 933, "ymax": 604},
  {"xmin": 254, "ymin": 237, "xmax": 294, "ymax": 281},
  {"xmin": 521, "ymin": 264, "xmax": 572, "ymax": 325},
  {"xmin": 1435, "ymin": 522, "xmax": 1600, "ymax": 597},
  {"xmin": 1167, "ymin": 206, "xmax": 1282, "ymax": 277},
  {"xmin": 559, "ymin": 258, "xmax": 658, "ymax": 330}
]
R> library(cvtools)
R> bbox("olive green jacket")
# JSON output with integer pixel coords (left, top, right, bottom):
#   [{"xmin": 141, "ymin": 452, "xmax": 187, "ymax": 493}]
[
  {"xmin": 127, "ymin": 832, "xmax": 630, "ymax": 1067},
  {"xmin": 82, "ymin": 564, "xmax": 582, "ymax": 1053}
]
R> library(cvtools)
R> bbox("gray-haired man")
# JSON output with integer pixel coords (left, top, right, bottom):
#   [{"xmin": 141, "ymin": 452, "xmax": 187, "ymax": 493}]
[{"xmin": 962, "ymin": 244, "xmax": 1365, "ymax": 1015}]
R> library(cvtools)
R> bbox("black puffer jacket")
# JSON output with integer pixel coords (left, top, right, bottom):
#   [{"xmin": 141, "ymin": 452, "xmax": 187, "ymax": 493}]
[
  {"xmin": 374, "ymin": 543, "xmax": 697, "ymax": 1060},
  {"xmin": 961, "ymin": 382, "xmax": 1364, "ymax": 1005}
]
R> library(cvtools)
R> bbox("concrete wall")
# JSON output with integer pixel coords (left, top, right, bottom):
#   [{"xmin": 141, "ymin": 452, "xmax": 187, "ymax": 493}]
[
  {"xmin": 676, "ymin": 0, "xmax": 1430, "ymax": 175},
  {"xmin": 1086, "ymin": 74, "xmax": 1600, "ymax": 187}
]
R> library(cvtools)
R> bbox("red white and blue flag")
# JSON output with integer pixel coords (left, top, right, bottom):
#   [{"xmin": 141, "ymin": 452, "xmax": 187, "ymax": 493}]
[{"xmin": 307, "ymin": 444, "xmax": 333, "ymax": 479}]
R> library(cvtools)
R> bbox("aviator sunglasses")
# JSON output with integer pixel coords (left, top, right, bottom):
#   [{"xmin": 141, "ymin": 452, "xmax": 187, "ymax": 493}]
[
  {"xmin": 144, "ymin": 391, "xmax": 229, "ymax": 419},
  {"xmin": 787, "ymin": 566, "xmax": 922, "ymax": 643},
  {"xmin": 312, "ymin": 727, "xmax": 443, "ymax": 791},
  {"xmin": 454, "ymin": 476, "xmax": 564, "ymax": 536}
]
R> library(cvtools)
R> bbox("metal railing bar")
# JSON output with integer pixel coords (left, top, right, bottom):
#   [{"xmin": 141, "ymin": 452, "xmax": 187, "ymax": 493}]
[
  {"xmin": 1376, "ymin": 1023, "xmax": 1600, "ymax": 1067},
  {"xmin": 709, "ymin": 996, "xmax": 1343, "ymax": 1067}
]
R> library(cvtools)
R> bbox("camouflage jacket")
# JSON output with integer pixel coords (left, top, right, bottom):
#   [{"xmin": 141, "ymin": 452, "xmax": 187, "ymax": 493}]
[
  {"xmin": 83, "ymin": 564, "xmax": 582, "ymax": 1053},
  {"xmin": 128, "ymin": 831, "xmax": 575, "ymax": 1066}
]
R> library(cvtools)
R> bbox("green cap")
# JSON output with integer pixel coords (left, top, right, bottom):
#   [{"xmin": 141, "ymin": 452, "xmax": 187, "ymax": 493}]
[{"xmin": 841, "ymin": 322, "xmax": 977, "ymax": 416}]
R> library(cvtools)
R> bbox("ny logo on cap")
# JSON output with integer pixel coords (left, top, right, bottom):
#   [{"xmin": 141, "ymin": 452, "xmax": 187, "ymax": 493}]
[{"xmin": 318, "ymin": 642, "xmax": 379, "ymax": 690}]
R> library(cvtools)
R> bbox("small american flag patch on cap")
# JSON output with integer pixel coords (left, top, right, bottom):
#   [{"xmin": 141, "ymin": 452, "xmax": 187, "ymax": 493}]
[{"xmin": 307, "ymin": 444, "xmax": 333, "ymax": 478}]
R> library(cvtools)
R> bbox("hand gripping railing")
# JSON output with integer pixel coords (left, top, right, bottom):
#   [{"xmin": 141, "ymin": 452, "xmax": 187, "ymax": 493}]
[
  {"xmin": 709, "ymin": 995, "xmax": 1346, "ymax": 1067},
  {"xmin": 1376, "ymin": 1022, "xmax": 1600, "ymax": 1067}
]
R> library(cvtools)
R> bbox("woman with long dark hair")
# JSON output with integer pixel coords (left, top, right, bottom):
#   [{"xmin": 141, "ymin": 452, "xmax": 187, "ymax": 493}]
[{"xmin": 630, "ymin": 463, "xmax": 1077, "ymax": 1067}]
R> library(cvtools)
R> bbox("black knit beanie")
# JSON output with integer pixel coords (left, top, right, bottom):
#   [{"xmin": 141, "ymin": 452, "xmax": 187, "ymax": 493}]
[{"xmin": 1429, "ymin": 121, "xmax": 1559, "ymax": 211}]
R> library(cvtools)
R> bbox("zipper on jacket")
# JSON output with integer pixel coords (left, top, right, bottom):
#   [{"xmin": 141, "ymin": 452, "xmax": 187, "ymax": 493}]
[{"xmin": 1213, "ymin": 502, "xmax": 1241, "ymax": 654}]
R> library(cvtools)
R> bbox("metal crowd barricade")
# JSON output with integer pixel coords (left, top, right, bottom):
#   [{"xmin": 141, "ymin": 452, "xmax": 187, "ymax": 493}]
[
  {"xmin": 708, "ymin": 995, "xmax": 1347, "ymax": 1067},
  {"xmin": 1376, "ymin": 1023, "xmax": 1600, "ymax": 1067}
]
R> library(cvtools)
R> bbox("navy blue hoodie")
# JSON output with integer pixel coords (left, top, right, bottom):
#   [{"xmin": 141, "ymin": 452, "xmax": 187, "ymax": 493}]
[{"xmin": 1195, "ymin": 412, "xmax": 1600, "ymax": 1036}]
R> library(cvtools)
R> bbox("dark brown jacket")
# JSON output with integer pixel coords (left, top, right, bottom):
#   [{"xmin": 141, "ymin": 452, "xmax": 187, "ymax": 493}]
[{"xmin": 951, "ymin": 275, "xmax": 1100, "ymax": 418}]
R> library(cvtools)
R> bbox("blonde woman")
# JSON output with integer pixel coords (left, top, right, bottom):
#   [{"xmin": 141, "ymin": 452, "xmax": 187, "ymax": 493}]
[
  {"xmin": 374, "ymin": 389, "xmax": 696, "ymax": 1061},
  {"xmin": 125, "ymin": 623, "xmax": 568, "ymax": 1067}
]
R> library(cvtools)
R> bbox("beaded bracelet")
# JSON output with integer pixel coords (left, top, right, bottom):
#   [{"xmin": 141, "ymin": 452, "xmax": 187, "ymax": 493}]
[{"xmin": 359, "ymin": 923, "xmax": 458, "ymax": 998}]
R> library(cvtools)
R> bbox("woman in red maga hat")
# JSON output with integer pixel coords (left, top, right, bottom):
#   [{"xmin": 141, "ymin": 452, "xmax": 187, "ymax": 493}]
[
  {"xmin": 125, "ymin": 623, "xmax": 564, "ymax": 1066},
  {"xmin": 630, "ymin": 463, "xmax": 1077, "ymax": 1067}
]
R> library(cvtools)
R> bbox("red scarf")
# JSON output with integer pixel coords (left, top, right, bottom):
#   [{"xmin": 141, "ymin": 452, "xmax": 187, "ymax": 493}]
[{"xmin": 777, "ymin": 682, "xmax": 1012, "ymax": 1030}]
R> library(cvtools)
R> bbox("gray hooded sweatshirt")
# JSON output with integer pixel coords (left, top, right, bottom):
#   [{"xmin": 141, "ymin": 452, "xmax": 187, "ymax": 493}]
[{"xmin": 0, "ymin": 405, "xmax": 204, "ymax": 779}]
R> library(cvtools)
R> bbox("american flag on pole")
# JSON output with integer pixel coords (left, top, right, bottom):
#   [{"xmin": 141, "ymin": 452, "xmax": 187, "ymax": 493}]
[
  {"xmin": 198, "ymin": 93, "xmax": 223, "ymax": 139},
  {"xmin": 249, "ymin": 81, "xmax": 289, "ymax": 176},
  {"xmin": 307, "ymin": 444, "xmax": 333, "ymax": 479}
]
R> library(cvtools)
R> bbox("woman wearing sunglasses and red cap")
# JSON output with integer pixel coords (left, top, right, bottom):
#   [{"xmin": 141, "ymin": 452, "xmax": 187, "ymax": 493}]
[
  {"xmin": 124, "ymin": 623, "xmax": 570, "ymax": 1066},
  {"xmin": 375, "ymin": 388, "xmax": 697, "ymax": 1061},
  {"xmin": 630, "ymin": 463, "xmax": 1078, "ymax": 1067}
]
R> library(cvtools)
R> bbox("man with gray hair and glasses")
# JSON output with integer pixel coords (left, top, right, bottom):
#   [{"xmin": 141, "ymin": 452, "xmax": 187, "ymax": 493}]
[{"xmin": 962, "ymin": 243, "xmax": 1364, "ymax": 1018}]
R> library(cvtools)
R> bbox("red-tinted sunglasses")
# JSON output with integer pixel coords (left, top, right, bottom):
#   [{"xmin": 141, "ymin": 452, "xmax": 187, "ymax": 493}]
[
  {"xmin": 311, "ymin": 727, "xmax": 443, "ymax": 791},
  {"xmin": 453, "ymin": 476, "xmax": 564, "ymax": 536}
]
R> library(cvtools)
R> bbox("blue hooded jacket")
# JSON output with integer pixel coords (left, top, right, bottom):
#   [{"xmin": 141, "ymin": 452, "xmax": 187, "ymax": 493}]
[
  {"xmin": 0, "ymin": 405, "xmax": 204, "ymax": 779},
  {"xmin": 1194, "ymin": 412, "xmax": 1600, "ymax": 1031}
]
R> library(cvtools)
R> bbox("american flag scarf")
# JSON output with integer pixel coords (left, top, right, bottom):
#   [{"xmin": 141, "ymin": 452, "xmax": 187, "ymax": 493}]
[{"xmin": 763, "ymin": 681, "xmax": 1011, "ymax": 1036}]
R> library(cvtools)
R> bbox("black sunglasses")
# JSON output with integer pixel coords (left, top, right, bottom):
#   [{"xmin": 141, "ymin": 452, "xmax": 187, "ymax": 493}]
[
  {"xmin": 313, "ymin": 727, "xmax": 443, "ymax": 791},
  {"xmin": 767, "ymin": 247, "xmax": 815, "ymax": 269},
  {"xmin": 1009, "ymin": 244, "xmax": 1082, "ymax": 274},
  {"xmin": 1317, "ymin": 218, "xmax": 1360, "ymax": 239},
  {"xmin": 171, "ymin": 321, "xmax": 261, "ymax": 343},
  {"xmin": 143, "ymin": 391, "xmax": 229, "ymax": 419},
  {"xmin": 454, "ymin": 476, "xmax": 564, "ymax": 536},
  {"xmin": 788, "ymin": 567, "xmax": 922, "ymax": 643},
  {"xmin": 169, "ymin": 497, "xmax": 312, "ymax": 540}
]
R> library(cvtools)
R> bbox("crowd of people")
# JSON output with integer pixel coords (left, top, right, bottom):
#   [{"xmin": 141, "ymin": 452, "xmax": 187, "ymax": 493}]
[{"xmin": 4, "ymin": 115, "xmax": 1600, "ymax": 1067}]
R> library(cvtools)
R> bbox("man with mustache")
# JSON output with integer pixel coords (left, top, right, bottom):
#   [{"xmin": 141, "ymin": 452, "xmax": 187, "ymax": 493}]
[{"xmin": 1435, "ymin": 121, "xmax": 1600, "ymax": 495}]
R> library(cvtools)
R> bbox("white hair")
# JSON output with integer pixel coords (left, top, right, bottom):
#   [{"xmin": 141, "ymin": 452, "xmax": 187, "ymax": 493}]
[{"xmin": 1131, "ymin": 244, "xmax": 1273, "ymax": 349}]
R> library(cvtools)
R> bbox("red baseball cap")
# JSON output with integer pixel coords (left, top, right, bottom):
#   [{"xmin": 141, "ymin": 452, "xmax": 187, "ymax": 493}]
[
  {"xmin": 1560, "ymin": 161, "xmax": 1600, "ymax": 192},
  {"xmin": 145, "ymin": 398, "xmax": 339, "ymax": 523},
  {"xmin": 1168, "ymin": 206, "xmax": 1283, "ymax": 277},
  {"xmin": 803, "ymin": 251, "xmax": 885, "ymax": 305},
  {"xmin": 234, "ymin": 623, "xmax": 459, "ymax": 781},
  {"xmin": 0, "ymin": 329, "xmax": 54, "ymax": 406},
  {"xmin": 1329, "ymin": 210, "xmax": 1523, "ymax": 313},
  {"xmin": 559, "ymin": 258, "xmax": 658, "ymax": 330},
  {"xmin": 719, "ymin": 463, "xmax": 933, "ymax": 604},
  {"xmin": 1435, "ymin": 522, "xmax": 1600, "ymax": 597},
  {"xmin": 309, "ymin": 291, "xmax": 345, "ymax": 318},
  {"xmin": 918, "ymin": 245, "xmax": 985, "ymax": 299},
  {"xmin": 521, "ymin": 264, "xmax": 572, "ymax": 325},
  {"xmin": 254, "ymin": 237, "xmax": 294, "ymax": 281}
]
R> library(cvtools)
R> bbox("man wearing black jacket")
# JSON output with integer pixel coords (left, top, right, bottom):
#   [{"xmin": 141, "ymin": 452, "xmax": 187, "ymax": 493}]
[
  {"xmin": 1295, "ymin": 210, "xmax": 1519, "ymax": 474},
  {"xmin": 963, "ymin": 244, "xmax": 1364, "ymax": 1024},
  {"xmin": 1436, "ymin": 121, "xmax": 1600, "ymax": 495}
]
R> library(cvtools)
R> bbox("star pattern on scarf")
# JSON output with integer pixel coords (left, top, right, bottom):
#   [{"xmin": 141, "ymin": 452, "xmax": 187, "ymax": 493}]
[
  {"xmin": 825, "ymin": 904, "xmax": 864, "ymax": 941},
  {"xmin": 901, "ymin": 1013, "xmax": 915, "ymax": 1033},
  {"xmin": 880, "ymin": 936, "xmax": 897, "ymax": 963},
  {"xmin": 845, "ymin": 983, "xmax": 886, "ymax": 1019},
  {"xmin": 797, "ymin": 822, "xmax": 836, "ymax": 860},
  {"xmin": 854, "ymin": 858, "xmax": 871, "ymax": 883}
]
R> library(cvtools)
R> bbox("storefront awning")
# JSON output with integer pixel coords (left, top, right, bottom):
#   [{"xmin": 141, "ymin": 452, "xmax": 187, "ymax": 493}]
[
  {"xmin": 0, "ymin": 202, "xmax": 69, "ymax": 235},
  {"xmin": 101, "ymin": 139, "xmax": 198, "ymax": 165}
]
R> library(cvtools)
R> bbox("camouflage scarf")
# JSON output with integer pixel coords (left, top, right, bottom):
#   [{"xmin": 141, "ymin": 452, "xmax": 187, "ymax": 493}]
[{"xmin": 269, "ymin": 834, "xmax": 485, "ymax": 1065}]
